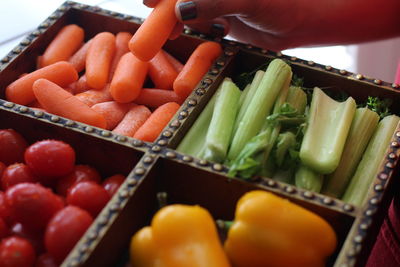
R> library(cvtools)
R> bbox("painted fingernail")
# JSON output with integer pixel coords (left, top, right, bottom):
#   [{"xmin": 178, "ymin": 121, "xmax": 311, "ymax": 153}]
[
  {"xmin": 211, "ymin": 24, "xmax": 225, "ymax": 36},
  {"xmin": 178, "ymin": 1, "xmax": 197, "ymax": 21}
]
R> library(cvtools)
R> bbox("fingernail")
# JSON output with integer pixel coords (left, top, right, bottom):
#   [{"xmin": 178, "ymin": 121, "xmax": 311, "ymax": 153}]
[
  {"xmin": 178, "ymin": 1, "xmax": 197, "ymax": 21},
  {"xmin": 211, "ymin": 23, "xmax": 225, "ymax": 36}
]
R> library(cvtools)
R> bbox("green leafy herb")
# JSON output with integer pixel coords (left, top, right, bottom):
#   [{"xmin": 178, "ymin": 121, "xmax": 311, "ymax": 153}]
[{"xmin": 365, "ymin": 96, "xmax": 392, "ymax": 119}]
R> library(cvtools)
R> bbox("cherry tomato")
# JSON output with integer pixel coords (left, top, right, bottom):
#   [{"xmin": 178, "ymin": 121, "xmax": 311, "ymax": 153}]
[
  {"xmin": 44, "ymin": 206, "xmax": 93, "ymax": 263},
  {"xmin": 66, "ymin": 181, "xmax": 110, "ymax": 217},
  {"xmin": 24, "ymin": 140, "xmax": 75, "ymax": 179},
  {"xmin": 0, "ymin": 236, "xmax": 36, "ymax": 267},
  {"xmin": 35, "ymin": 253, "xmax": 58, "ymax": 267},
  {"xmin": 5, "ymin": 183, "xmax": 64, "ymax": 230},
  {"xmin": 0, "ymin": 162, "xmax": 6, "ymax": 180},
  {"xmin": 102, "ymin": 174, "xmax": 125, "ymax": 197},
  {"xmin": 56, "ymin": 165, "xmax": 101, "ymax": 197},
  {"xmin": 0, "ymin": 217, "xmax": 8, "ymax": 240},
  {"xmin": 1, "ymin": 163, "xmax": 37, "ymax": 191},
  {"xmin": 11, "ymin": 223, "xmax": 44, "ymax": 254},
  {"xmin": 0, "ymin": 129, "xmax": 28, "ymax": 166},
  {"xmin": 0, "ymin": 191, "xmax": 12, "ymax": 225}
]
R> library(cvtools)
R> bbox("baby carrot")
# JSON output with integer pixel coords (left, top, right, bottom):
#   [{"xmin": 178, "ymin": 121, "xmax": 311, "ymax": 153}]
[
  {"xmin": 109, "ymin": 32, "xmax": 133, "ymax": 81},
  {"xmin": 129, "ymin": 0, "xmax": 179, "ymax": 61},
  {"xmin": 164, "ymin": 50, "xmax": 184, "ymax": 73},
  {"xmin": 68, "ymin": 39, "xmax": 93, "ymax": 73},
  {"xmin": 92, "ymin": 101, "xmax": 132, "ymax": 130},
  {"xmin": 173, "ymin": 41, "xmax": 222, "ymax": 99},
  {"xmin": 86, "ymin": 32, "xmax": 116, "ymax": 89},
  {"xmin": 113, "ymin": 105, "xmax": 152, "ymax": 137},
  {"xmin": 75, "ymin": 84, "xmax": 112, "ymax": 107},
  {"xmin": 32, "ymin": 79, "xmax": 106, "ymax": 128},
  {"xmin": 148, "ymin": 50, "xmax": 178, "ymax": 90},
  {"xmin": 133, "ymin": 102, "xmax": 180, "ymax": 142},
  {"xmin": 134, "ymin": 88, "xmax": 183, "ymax": 108},
  {"xmin": 69, "ymin": 75, "xmax": 94, "ymax": 95},
  {"xmin": 110, "ymin": 52, "xmax": 148, "ymax": 103},
  {"xmin": 41, "ymin": 24, "xmax": 85, "ymax": 67},
  {"xmin": 6, "ymin": 61, "xmax": 78, "ymax": 105}
]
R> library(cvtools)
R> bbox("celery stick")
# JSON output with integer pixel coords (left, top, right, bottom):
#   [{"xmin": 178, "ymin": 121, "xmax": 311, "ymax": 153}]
[
  {"xmin": 322, "ymin": 108, "xmax": 379, "ymax": 198},
  {"xmin": 234, "ymin": 70, "xmax": 265, "ymax": 132},
  {"xmin": 342, "ymin": 115, "xmax": 400, "ymax": 206},
  {"xmin": 299, "ymin": 87, "xmax": 356, "ymax": 174},
  {"xmin": 228, "ymin": 59, "xmax": 292, "ymax": 160},
  {"xmin": 295, "ymin": 164, "xmax": 324, "ymax": 192},
  {"xmin": 228, "ymin": 84, "xmax": 306, "ymax": 179},
  {"xmin": 275, "ymin": 131, "xmax": 297, "ymax": 167},
  {"xmin": 238, "ymin": 83, "xmax": 251, "ymax": 109},
  {"xmin": 203, "ymin": 78, "xmax": 241, "ymax": 163},
  {"xmin": 286, "ymin": 86, "xmax": 307, "ymax": 115},
  {"xmin": 176, "ymin": 85, "xmax": 221, "ymax": 156}
]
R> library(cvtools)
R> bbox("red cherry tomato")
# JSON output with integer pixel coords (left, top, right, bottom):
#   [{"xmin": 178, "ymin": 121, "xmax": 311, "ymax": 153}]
[
  {"xmin": 24, "ymin": 140, "xmax": 75, "ymax": 179},
  {"xmin": 0, "ymin": 162, "xmax": 6, "ymax": 180},
  {"xmin": 5, "ymin": 183, "xmax": 64, "ymax": 231},
  {"xmin": 0, "ymin": 217, "xmax": 8, "ymax": 240},
  {"xmin": 1, "ymin": 163, "xmax": 37, "ymax": 191},
  {"xmin": 35, "ymin": 253, "xmax": 58, "ymax": 267},
  {"xmin": 66, "ymin": 181, "xmax": 110, "ymax": 217},
  {"xmin": 0, "ymin": 236, "xmax": 36, "ymax": 267},
  {"xmin": 56, "ymin": 165, "xmax": 101, "ymax": 197},
  {"xmin": 102, "ymin": 174, "xmax": 125, "ymax": 197},
  {"xmin": 11, "ymin": 223, "xmax": 44, "ymax": 255},
  {"xmin": 0, "ymin": 129, "xmax": 28, "ymax": 166},
  {"xmin": 44, "ymin": 206, "xmax": 93, "ymax": 263},
  {"xmin": 0, "ymin": 191, "xmax": 12, "ymax": 225}
]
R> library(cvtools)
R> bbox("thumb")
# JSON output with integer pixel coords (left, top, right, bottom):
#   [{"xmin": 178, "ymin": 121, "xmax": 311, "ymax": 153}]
[{"xmin": 175, "ymin": 0, "xmax": 251, "ymax": 22}]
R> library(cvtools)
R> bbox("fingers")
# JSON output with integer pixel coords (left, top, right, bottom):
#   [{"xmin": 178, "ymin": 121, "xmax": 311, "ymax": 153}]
[
  {"xmin": 175, "ymin": 0, "xmax": 252, "ymax": 22},
  {"xmin": 143, "ymin": 0, "xmax": 159, "ymax": 8},
  {"xmin": 226, "ymin": 17, "xmax": 295, "ymax": 51},
  {"xmin": 185, "ymin": 18, "xmax": 230, "ymax": 37}
]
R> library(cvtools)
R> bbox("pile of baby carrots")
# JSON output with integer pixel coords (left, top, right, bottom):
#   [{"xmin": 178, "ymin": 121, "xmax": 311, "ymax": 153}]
[{"xmin": 5, "ymin": 0, "xmax": 222, "ymax": 142}]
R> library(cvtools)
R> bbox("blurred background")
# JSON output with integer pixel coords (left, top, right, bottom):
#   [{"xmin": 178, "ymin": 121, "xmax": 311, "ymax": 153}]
[{"xmin": 1, "ymin": 0, "xmax": 399, "ymax": 83}]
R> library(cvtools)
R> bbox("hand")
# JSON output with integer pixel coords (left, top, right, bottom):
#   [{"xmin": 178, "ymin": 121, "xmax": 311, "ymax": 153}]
[{"xmin": 143, "ymin": 0, "xmax": 400, "ymax": 51}]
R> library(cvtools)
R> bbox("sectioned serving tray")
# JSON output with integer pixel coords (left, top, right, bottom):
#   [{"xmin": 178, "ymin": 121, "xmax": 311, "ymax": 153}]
[{"xmin": 0, "ymin": 2, "xmax": 400, "ymax": 267}]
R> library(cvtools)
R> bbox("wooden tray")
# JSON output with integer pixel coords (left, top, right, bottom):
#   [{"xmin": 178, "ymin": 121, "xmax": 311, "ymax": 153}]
[{"xmin": 0, "ymin": 2, "xmax": 400, "ymax": 266}]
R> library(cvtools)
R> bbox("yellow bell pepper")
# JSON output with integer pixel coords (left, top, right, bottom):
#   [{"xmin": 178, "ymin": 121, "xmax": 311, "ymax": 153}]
[
  {"xmin": 130, "ymin": 204, "xmax": 231, "ymax": 267},
  {"xmin": 224, "ymin": 190, "xmax": 337, "ymax": 267}
]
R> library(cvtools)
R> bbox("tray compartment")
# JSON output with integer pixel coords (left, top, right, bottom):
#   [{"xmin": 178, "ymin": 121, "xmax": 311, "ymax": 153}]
[{"xmin": 67, "ymin": 155, "xmax": 354, "ymax": 267}]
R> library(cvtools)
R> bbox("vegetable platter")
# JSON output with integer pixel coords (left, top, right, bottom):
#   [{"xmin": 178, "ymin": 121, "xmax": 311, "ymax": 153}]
[{"xmin": 0, "ymin": 1, "xmax": 399, "ymax": 267}]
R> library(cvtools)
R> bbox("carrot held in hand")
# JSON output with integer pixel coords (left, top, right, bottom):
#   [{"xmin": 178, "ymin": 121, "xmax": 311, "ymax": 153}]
[
  {"xmin": 41, "ymin": 24, "xmax": 85, "ymax": 67},
  {"xmin": 86, "ymin": 32, "xmax": 116, "ymax": 89},
  {"xmin": 92, "ymin": 101, "xmax": 132, "ymax": 130},
  {"xmin": 75, "ymin": 84, "xmax": 113, "ymax": 107},
  {"xmin": 113, "ymin": 105, "xmax": 152, "ymax": 137},
  {"xmin": 33, "ymin": 79, "xmax": 106, "ymax": 129},
  {"xmin": 109, "ymin": 32, "xmax": 133, "ymax": 81},
  {"xmin": 129, "ymin": 0, "xmax": 179, "ymax": 61},
  {"xmin": 134, "ymin": 88, "xmax": 183, "ymax": 108},
  {"xmin": 164, "ymin": 50, "xmax": 184, "ymax": 73},
  {"xmin": 149, "ymin": 50, "xmax": 178, "ymax": 90},
  {"xmin": 173, "ymin": 42, "xmax": 222, "ymax": 99},
  {"xmin": 6, "ymin": 61, "xmax": 78, "ymax": 105},
  {"xmin": 133, "ymin": 102, "xmax": 180, "ymax": 142},
  {"xmin": 68, "ymin": 39, "xmax": 93, "ymax": 73},
  {"xmin": 110, "ymin": 52, "xmax": 148, "ymax": 103}
]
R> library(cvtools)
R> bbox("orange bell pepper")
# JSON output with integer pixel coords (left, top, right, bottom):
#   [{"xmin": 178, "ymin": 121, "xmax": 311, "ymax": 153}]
[
  {"xmin": 130, "ymin": 204, "xmax": 231, "ymax": 267},
  {"xmin": 224, "ymin": 190, "xmax": 337, "ymax": 267}
]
